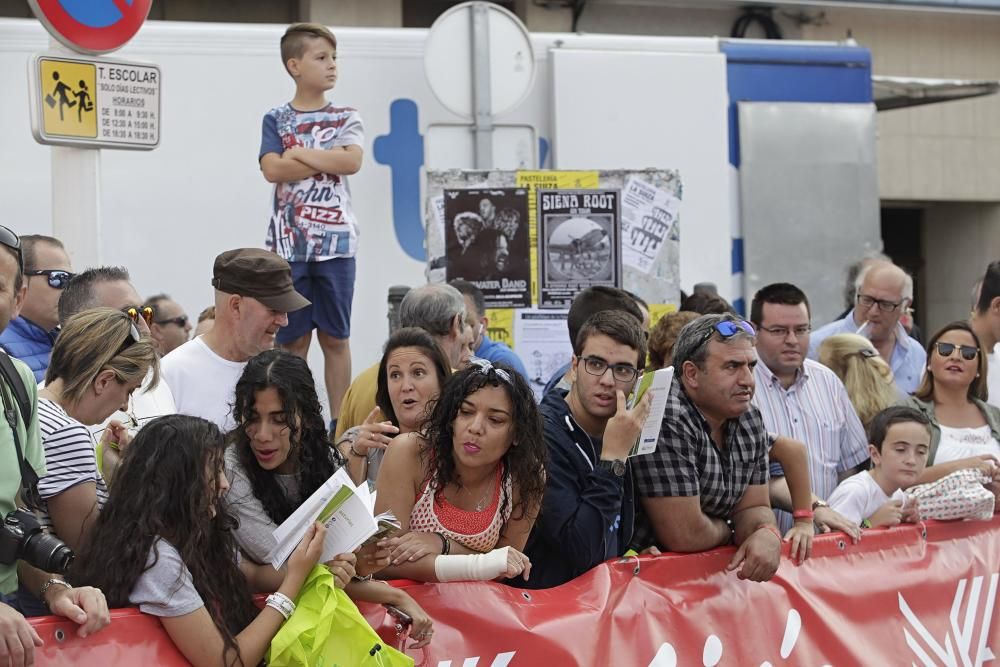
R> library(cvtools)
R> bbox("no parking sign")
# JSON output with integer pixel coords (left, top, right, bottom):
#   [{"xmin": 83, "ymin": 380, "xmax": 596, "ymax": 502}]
[{"xmin": 28, "ymin": 0, "xmax": 153, "ymax": 55}]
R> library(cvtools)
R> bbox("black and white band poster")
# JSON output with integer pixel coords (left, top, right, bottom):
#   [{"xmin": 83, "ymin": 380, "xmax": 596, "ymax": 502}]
[
  {"xmin": 537, "ymin": 189, "xmax": 621, "ymax": 309},
  {"xmin": 445, "ymin": 188, "xmax": 531, "ymax": 309}
]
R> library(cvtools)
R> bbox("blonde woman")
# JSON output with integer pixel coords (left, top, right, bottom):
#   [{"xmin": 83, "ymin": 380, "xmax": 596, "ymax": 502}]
[
  {"xmin": 15, "ymin": 308, "xmax": 158, "ymax": 615},
  {"xmin": 818, "ymin": 333, "xmax": 898, "ymax": 428}
]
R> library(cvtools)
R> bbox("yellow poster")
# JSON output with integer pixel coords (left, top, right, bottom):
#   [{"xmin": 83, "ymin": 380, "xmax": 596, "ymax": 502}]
[
  {"xmin": 515, "ymin": 171, "xmax": 600, "ymax": 306},
  {"xmin": 39, "ymin": 58, "xmax": 97, "ymax": 139},
  {"xmin": 648, "ymin": 303, "xmax": 678, "ymax": 329},
  {"xmin": 484, "ymin": 308, "xmax": 515, "ymax": 348}
]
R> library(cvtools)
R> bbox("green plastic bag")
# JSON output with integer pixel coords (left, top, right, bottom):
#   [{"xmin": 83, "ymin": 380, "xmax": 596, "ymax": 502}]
[{"xmin": 267, "ymin": 565, "xmax": 414, "ymax": 667}]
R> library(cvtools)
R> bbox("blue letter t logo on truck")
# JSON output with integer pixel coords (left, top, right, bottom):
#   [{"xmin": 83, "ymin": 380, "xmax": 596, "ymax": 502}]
[{"xmin": 373, "ymin": 99, "xmax": 425, "ymax": 261}]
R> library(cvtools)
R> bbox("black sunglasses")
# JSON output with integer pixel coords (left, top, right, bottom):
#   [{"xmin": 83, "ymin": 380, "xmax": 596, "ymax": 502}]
[
  {"xmin": 25, "ymin": 269, "xmax": 75, "ymax": 290},
  {"xmin": 0, "ymin": 225, "xmax": 23, "ymax": 273},
  {"xmin": 154, "ymin": 314, "xmax": 189, "ymax": 328},
  {"xmin": 935, "ymin": 342, "xmax": 978, "ymax": 361}
]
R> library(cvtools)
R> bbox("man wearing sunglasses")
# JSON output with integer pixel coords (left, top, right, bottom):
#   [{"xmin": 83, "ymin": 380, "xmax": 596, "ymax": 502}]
[
  {"xmin": 143, "ymin": 294, "xmax": 192, "ymax": 356},
  {"xmin": 0, "ymin": 235, "xmax": 73, "ymax": 383},
  {"xmin": 809, "ymin": 261, "xmax": 926, "ymax": 395},
  {"xmin": 631, "ymin": 313, "xmax": 782, "ymax": 582},
  {"xmin": 57, "ymin": 266, "xmax": 177, "ymax": 446}
]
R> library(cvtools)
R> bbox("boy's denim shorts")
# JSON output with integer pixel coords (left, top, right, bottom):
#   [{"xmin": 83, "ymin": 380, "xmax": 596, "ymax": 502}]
[{"xmin": 277, "ymin": 257, "xmax": 356, "ymax": 342}]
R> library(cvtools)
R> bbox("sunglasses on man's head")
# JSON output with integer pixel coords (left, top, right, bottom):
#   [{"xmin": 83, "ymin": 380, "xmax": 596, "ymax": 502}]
[
  {"xmin": 695, "ymin": 319, "xmax": 756, "ymax": 351},
  {"xmin": 123, "ymin": 306, "xmax": 154, "ymax": 326},
  {"xmin": 25, "ymin": 269, "xmax": 74, "ymax": 290},
  {"xmin": 935, "ymin": 341, "xmax": 979, "ymax": 361}
]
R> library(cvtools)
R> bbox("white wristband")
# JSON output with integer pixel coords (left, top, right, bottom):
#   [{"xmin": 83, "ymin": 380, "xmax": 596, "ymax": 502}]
[{"xmin": 433, "ymin": 546, "xmax": 509, "ymax": 582}]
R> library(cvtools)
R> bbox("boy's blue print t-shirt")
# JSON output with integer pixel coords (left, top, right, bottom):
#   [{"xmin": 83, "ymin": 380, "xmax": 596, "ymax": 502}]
[{"xmin": 260, "ymin": 103, "xmax": 365, "ymax": 262}]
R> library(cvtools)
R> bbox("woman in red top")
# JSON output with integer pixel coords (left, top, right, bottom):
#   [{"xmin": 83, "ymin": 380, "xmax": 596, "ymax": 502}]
[{"xmin": 374, "ymin": 359, "xmax": 546, "ymax": 583}]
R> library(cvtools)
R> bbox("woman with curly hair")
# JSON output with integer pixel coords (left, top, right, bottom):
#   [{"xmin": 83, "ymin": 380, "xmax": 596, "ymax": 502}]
[
  {"xmin": 336, "ymin": 327, "xmax": 452, "ymax": 486},
  {"xmin": 225, "ymin": 349, "xmax": 435, "ymax": 646},
  {"xmin": 374, "ymin": 359, "xmax": 547, "ymax": 583},
  {"xmin": 70, "ymin": 414, "xmax": 331, "ymax": 667}
]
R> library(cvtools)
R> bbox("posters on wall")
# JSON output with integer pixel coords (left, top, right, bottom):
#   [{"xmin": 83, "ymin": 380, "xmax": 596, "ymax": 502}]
[
  {"xmin": 513, "ymin": 308, "xmax": 572, "ymax": 401},
  {"xmin": 620, "ymin": 176, "xmax": 681, "ymax": 274},
  {"xmin": 537, "ymin": 189, "xmax": 621, "ymax": 309},
  {"xmin": 444, "ymin": 188, "xmax": 532, "ymax": 309}
]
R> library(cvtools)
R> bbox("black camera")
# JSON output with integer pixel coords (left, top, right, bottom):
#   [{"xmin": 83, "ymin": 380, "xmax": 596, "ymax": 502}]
[{"xmin": 0, "ymin": 509, "xmax": 74, "ymax": 574}]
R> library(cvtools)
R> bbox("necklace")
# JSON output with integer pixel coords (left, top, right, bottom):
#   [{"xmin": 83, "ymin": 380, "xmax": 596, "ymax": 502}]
[{"xmin": 458, "ymin": 469, "xmax": 496, "ymax": 512}]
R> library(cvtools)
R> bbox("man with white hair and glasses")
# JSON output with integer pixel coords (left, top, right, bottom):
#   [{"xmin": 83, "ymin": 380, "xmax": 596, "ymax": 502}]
[
  {"xmin": 631, "ymin": 313, "xmax": 782, "ymax": 582},
  {"xmin": 809, "ymin": 261, "xmax": 926, "ymax": 395}
]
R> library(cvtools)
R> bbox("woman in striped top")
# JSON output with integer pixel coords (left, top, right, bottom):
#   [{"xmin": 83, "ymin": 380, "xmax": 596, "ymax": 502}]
[{"xmin": 17, "ymin": 308, "xmax": 158, "ymax": 615}]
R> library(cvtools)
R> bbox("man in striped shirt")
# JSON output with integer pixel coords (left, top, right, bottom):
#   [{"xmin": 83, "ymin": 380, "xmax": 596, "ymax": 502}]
[{"xmin": 750, "ymin": 283, "xmax": 870, "ymax": 534}]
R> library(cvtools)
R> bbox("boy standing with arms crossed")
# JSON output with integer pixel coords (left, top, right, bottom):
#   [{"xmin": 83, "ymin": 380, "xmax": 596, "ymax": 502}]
[{"xmin": 259, "ymin": 23, "xmax": 363, "ymax": 431}]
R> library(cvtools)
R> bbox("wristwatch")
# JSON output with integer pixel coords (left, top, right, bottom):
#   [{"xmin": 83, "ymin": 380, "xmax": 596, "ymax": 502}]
[
  {"xmin": 598, "ymin": 458, "xmax": 626, "ymax": 478},
  {"xmin": 811, "ymin": 500, "xmax": 829, "ymax": 511}
]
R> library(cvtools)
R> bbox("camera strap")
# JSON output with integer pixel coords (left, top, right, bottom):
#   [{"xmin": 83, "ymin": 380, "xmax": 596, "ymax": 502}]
[{"xmin": 0, "ymin": 351, "xmax": 39, "ymax": 498}]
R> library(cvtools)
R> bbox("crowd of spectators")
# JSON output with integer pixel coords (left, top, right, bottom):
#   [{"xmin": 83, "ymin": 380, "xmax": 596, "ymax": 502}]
[{"xmin": 0, "ymin": 19, "xmax": 998, "ymax": 667}]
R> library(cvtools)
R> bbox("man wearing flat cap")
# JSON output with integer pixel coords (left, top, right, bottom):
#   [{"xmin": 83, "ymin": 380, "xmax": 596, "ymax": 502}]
[{"xmin": 161, "ymin": 249, "xmax": 309, "ymax": 431}]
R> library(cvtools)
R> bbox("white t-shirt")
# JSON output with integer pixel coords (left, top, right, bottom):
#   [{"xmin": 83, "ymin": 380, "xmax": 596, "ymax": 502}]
[
  {"xmin": 160, "ymin": 336, "xmax": 246, "ymax": 433},
  {"xmin": 935, "ymin": 424, "xmax": 1000, "ymax": 464},
  {"xmin": 987, "ymin": 344, "xmax": 1000, "ymax": 409},
  {"xmin": 36, "ymin": 398, "xmax": 109, "ymax": 531},
  {"xmin": 827, "ymin": 470, "xmax": 906, "ymax": 526}
]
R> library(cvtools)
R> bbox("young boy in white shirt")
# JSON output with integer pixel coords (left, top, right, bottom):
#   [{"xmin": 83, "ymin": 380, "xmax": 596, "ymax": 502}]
[{"xmin": 828, "ymin": 406, "xmax": 931, "ymax": 529}]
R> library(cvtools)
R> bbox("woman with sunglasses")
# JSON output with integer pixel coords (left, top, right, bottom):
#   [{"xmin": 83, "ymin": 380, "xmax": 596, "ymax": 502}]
[
  {"xmin": 901, "ymin": 322, "xmax": 1000, "ymax": 500},
  {"xmin": 14, "ymin": 307, "xmax": 158, "ymax": 615},
  {"xmin": 373, "ymin": 360, "xmax": 546, "ymax": 584},
  {"xmin": 336, "ymin": 327, "xmax": 452, "ymax": 487}
]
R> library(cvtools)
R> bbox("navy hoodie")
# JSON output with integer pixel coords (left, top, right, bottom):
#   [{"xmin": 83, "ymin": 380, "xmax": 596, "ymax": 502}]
[{"xmin": 513, "ymin": 388, "xmax": 635, "ymax": 589}]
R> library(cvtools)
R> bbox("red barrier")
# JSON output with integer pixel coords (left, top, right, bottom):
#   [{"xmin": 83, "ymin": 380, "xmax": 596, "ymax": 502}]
[{"xmin": 31, "ymin": 517, "xmax": 1000, "ymax": 666}]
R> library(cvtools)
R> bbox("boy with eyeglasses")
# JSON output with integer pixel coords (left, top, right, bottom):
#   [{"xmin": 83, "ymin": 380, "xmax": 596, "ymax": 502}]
[
  {"xmin": 512, "ymin": 310, "xmax": 654, "ymax": 589},
  {"xmin": 0, "ymin": 235, "xmax": 73, "ymax": 382}
]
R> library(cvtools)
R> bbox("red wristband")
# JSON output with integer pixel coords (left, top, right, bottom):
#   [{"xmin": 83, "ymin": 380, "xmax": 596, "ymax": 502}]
[
  {"xmin": 792, "ymin": 509, "xmax": 814, "ymax": 521},
  {"xmin": 756, "ymin": 524, "xmax": 781, "ymax": 541}
]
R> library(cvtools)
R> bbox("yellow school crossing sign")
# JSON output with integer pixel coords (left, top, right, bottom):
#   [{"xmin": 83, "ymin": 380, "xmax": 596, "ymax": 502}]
[
  {"xmin": 29, "ymin": 54, "xmax": 161, "ymax": 150},
  {"xmin": 38, "ymin": 58, "xmax": 97, "ymax": 139}
]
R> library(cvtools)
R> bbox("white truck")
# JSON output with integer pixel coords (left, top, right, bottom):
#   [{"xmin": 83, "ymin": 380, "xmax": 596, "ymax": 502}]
[{"xmin": 0, "ymin": 15, "xmax": 882, "ymax": 403}]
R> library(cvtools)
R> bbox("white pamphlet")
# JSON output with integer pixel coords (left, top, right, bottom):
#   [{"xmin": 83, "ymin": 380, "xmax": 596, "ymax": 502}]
[
  {"xmin": 628, "ymin": 366, "xmax": 674, "ymax": 456},
  {"xmin": 266, "ymin": 467, "xmax": 399, "ymax": 569}
]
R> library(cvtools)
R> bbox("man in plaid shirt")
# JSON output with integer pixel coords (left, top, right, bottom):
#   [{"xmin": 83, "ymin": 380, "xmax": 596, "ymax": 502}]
[{"xmin": 631, "ymin": 313, "xmax": 782, "ymax": 582}]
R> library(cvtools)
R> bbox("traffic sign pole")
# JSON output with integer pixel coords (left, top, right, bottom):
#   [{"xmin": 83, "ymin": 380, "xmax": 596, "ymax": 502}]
[
  {"xmin": 52, "ymin": 145, "xmax": 102, "ymax": 268},
  {"xmin": 48, "ymin": 40, "xmax": 101, "ymax": 268},
  {"xmin": 27, "ymin": 1, "xmax": 155, "ymax": 266}
]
